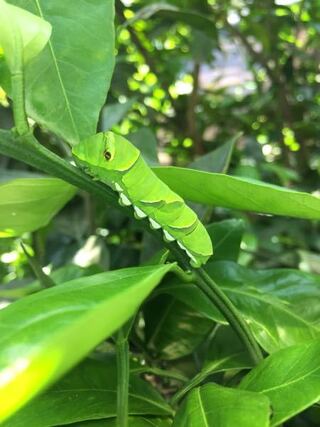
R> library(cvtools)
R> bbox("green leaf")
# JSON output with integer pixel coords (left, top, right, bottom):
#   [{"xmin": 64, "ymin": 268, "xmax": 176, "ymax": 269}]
[
  {"xmin": 225, "ymin": 263, "xmax": 320, "ymax": 330},
  {"xmin": 203, "ymin": 325, "xmax": 252, "ymax": 373},
  {"xmin": 0, "ymin": 264, "xmax": 175, "ymax": 423},
  {"xmin": 125, "ymin": 3, "xmax": 216, "ymax": 38},
  {"xmin": 207, "ymin": 219, "xmax": 245, "ymax": 261},
  {"xmin": 240, "ymin": 340, "xmax": 320, "ymax": 426},
  {"xmin": 159, "ymin": 261, "xmax": 320, "ymax": 353},
  {"xmin": 153, "ymin": 167, "xmax": 320, "ymax": 220},
  {"xmin": 207, "ymin": 262, "xmax": 320, "ymax": 351},
  {"xmin": 173, "ymin": 383, "xmax": 270, "ymax": 427},
  {"xmin": 129, "ymin": 128, "xmax": 159, "ymax": 166},
  {"xmin": 144, "ymin": 295, "xmax": 213, "ymax": 360},
  {"xmin": 189, "ymin": 135, "xmax": 237, "ymax": 173},
  {"xmin": 172, "ymin": 325, "xmax": 252, "ymax": 404},
  {"xmin": 8, "ymin": 0, "xmax": 115, "ymax": 145},
  {"xmin": 0, "ymin": 263, "xmax": 103, "ymax": 299},
  {"xmin": 0, "ymin": 0, "xmax": 51, "ymax": 69},
  {"xmin": 0, "ymin": 177, "xmax": 76, "ymax": 237},
  {"xmin": 102, "ymin": 98, "xmax": 136, "ymax": 131},
  {"xmin": 5, "ymin": 358, "xmax": 172, "ymax": 426}
]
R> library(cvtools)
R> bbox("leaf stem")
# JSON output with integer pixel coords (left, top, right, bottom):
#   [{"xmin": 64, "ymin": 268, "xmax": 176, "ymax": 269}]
[
  {"xmin": 0, "ymin": 131, "xmax": 118, "ymax": 207},
  {"xmin": 20, "ymin": 241, "xmax": 55, "ymax": 288},
  {"xmin": 11, "ymin": 34, "xmax": 29, "ymax": 136},
  {"xmin": 194, "ymin": 268, "xmax": 263, "ymax": 365},
  {"xmin": 11, "ymin": 71, "xmax": 29, "ymax": 135},
  {"xmin": 116, "ymin": 328, "xmax": 130, "ymax": 427},
  {"xmin": 166, "ymin": 244, "xmax": 263, "ymax": 365}
]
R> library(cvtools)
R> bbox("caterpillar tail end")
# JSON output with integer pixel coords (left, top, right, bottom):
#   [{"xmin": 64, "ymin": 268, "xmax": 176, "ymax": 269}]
[{"xmin": 189, "ymin": 258, "xmax": 202, "ymax": 268}]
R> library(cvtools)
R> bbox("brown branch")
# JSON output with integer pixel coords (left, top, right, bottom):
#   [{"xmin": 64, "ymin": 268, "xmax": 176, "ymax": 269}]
[{"xmin": 186, "ymin": 62, "xmax": 203, "ymax": 155}]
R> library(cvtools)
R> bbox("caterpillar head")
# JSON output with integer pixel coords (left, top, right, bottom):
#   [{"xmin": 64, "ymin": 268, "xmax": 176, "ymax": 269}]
[{"xmin": 72, "ymin": 131, "xmax": 140, "ymax": 172}]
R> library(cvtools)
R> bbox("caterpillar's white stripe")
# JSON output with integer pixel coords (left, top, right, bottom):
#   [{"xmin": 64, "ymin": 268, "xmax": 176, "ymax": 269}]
[
  {"xmin": 186, "ymin": 250, "xmax": 197, "ymax": 264},
  {"xmin": 163, "ymin": 230, "xmax": 175, "ymax": 241},
  {"xmin": 115, "ymin": 183, "xmax": 123, "ymax": 192},
  {"xmin": 149, "ymin": 218, "xmax": 161, "ymax": 229},
  {"xmin": 134, "ymin": 206, "xmax": 147, "ymax": 219},
  {"xmin": 119, "ymin": 193, "xmax": 131, "ymax": 206},
  {"xmin": 178, "ymin": 241, "xmax": 187, "ymax": 251}
]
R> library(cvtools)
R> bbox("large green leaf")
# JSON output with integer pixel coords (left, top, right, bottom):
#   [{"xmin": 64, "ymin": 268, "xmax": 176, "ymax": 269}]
[
  {"xmin": 159, "ymin": 261, "xmax": 320, "ymax": 353},
  {"xmin": 0, "ymin": 177, "xmax": 76, "ymax": 237},
  {"xmin": 240, "ymin": 340, "xmax": 320, "ymax": 426},
  {"xmin": 0, "ymin": 264, "xmax": 175, "ymax": 424},
  {"xmin": 5, "ymin": 358, "xmax": 172, "ymax": 426},
  {"xmin": 8, "ymin": 0, "xmax": 115, "ymax": 145},
  {"xmin": 153, "ymin": 167, "xmax": 320, "ymax": 220},
  {"xmin": 215, "ymin": 261, "xmax": 320, "ymax": 329},
  {"xmin": 173, "ymin": 383, "xmax": 270, "ymax": 427}
]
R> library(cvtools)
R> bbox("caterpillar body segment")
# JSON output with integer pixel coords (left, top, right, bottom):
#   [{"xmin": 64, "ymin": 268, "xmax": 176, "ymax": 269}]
[{"xmin": 72, "ymin": 131, "xmax": 213, "ymax": 268}]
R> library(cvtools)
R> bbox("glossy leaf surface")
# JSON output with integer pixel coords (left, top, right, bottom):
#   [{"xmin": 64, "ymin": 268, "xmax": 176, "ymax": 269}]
[
  {"xmin": 0, "ymin": 0, "xmax": 51, "ymax": 68},
  {"xmin": 0, "ymin": 177, "xmax": 76, "ymax": 237},
  {"xmin": 0, "ymin": 264, "xmax": 174, "ymax": 423},
  {"xmin": 154, "ymin": 167, "xmax": 320, "ymax": 220},
  {"xmin": 159, "ymin": 261, "xmax": 320, "ymax": 353},
  {"xmin": 173, "ymin": 383, "xmax": 270, "ymax": 427},
  {"xmin": 240, "ymin": 340, "xmax": 320, "ymax": 426},
  {"xmin": 5, "ymin": 358, "xmax": 172, "ymax": 426}
]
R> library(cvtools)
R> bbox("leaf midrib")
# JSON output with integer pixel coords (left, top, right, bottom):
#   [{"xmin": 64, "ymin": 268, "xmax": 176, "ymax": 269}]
[
  {"xmin": 33, "ymin": 0, "xmax": 79, "ymax": 142},
  {"xmin": 197, "ymin": 387, "xmax": 209, "ymax": 427}
]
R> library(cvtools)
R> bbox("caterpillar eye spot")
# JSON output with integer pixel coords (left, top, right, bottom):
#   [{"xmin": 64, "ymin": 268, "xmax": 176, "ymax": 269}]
[{"xmin": 104, "ymin": 150, "xmax": 111, "ymax": 161}]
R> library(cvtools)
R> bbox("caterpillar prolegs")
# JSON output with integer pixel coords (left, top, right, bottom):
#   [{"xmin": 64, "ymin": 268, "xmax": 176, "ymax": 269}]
[{"xmin": 72, "ymin": 132, "xmax": 213, "ymax": 268}]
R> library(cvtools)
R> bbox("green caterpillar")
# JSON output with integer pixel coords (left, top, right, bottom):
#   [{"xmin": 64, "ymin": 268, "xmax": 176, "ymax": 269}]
[{"xmin": 72, "ymin": 132, "xmax": 213, "ymax": 268}]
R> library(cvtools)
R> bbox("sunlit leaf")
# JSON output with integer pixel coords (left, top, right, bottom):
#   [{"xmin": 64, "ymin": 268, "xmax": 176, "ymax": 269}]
[
  {"xmin": 0, "ymin": 0, "xmax": 51, "ymax": 69},
  {"xmin": 4, "ymin": 358, "xmax": 172, "ymax": 426},
  {"xmin": 0, "ymin": 264, "xmax": 175, "ymax": 423},
  {"xmin": 173, "ymin": 383, "xmax": 270, "ymax": 426},
  {"xmin": 154, "ymin": 167, "xmax": 320, "ymax": 220},
  {"xmin": 240, "ymin": 340, "xmax": 320, "ymax": 426},
  {"xmin": 0, "ymin": 177, "xmax": 76, "ymax": 237}
]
